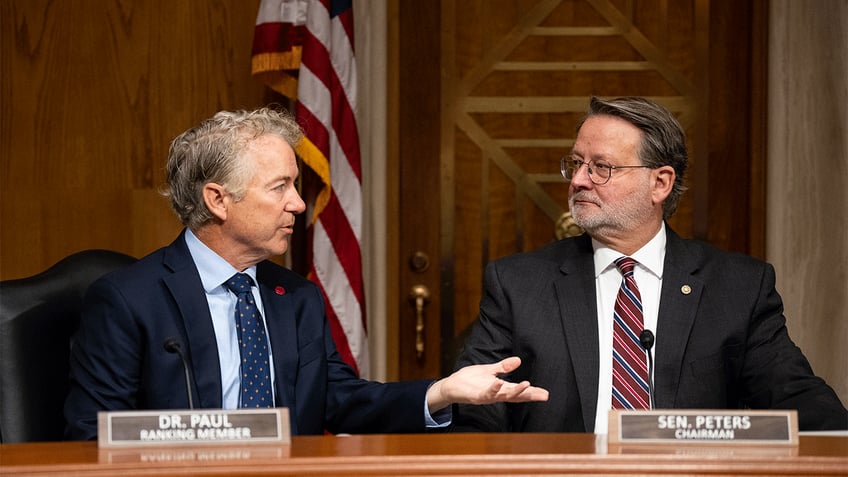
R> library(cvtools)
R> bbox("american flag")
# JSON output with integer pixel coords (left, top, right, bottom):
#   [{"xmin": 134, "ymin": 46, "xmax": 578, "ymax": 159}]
[{"xmin": 252, "ymin": 0, "xmax": 368, "ymax": 377}]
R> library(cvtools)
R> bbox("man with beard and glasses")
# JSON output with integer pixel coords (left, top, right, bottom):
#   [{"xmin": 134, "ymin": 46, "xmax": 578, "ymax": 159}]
[{"xmin": 451, "ymin": 96, "xmax": 847, "ymax": 434}]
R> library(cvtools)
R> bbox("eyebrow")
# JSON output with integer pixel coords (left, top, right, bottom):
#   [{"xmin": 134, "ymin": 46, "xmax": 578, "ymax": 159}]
[{"xmin": 263, "ymin": 172, "xmax": 295, "ymax": 188}]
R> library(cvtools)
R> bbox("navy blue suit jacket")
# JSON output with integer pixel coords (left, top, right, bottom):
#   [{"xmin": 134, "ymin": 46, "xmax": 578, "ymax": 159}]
[
  {"xmin": 454, "ymin": 226, "xmax": 848, "ymax": 432},
  {"xmin": 65, "ymin": 231, "xmax": 431, "ymax": 440}
]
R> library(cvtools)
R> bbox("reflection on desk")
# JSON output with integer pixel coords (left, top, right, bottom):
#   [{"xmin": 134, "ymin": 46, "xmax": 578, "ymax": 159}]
[
  {"xmin": 800, "ymin": 430, "xmax": 848, "ymax": 437},
  {"xmin": 102, "ymin": 444, "xmax": 290, "ymax": 465},
  {"xmin": 1, "ymin": 433, "xmax": 846, "ymax": 476}
]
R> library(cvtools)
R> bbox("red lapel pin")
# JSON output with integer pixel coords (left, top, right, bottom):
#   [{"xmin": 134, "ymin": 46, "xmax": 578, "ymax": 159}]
[{"xmin": 275, "ymin": 286, "xmax": 286, "ymax": 296}]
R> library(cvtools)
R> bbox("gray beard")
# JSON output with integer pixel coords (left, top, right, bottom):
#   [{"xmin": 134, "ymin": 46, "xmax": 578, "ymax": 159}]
[{"xmin": 569, "ymin": 194, "xmax": 654, "ymax": 238}]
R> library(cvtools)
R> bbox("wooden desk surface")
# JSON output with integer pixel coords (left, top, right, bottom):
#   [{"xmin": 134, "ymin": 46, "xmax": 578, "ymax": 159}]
[{"xmin": 1, "ymin": 433, "xmax": 846, "ymax": 476}]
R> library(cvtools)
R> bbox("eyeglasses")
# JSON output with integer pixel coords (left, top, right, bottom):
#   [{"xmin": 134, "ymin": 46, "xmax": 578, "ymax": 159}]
[{"xmin": 560, "ymin": 156, "xmax": 653, "ymax": 185}]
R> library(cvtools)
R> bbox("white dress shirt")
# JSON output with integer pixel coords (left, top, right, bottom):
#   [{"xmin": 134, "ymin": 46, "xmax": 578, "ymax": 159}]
[{"xmin": 592, "ymin": 225, "xmax": 666, "ymax": 434}]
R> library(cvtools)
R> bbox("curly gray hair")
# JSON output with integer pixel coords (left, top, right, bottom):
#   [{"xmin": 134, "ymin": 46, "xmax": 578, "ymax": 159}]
[{"xmin": 163, "ymin": 107, "xmax": 303, "ymax": 229}]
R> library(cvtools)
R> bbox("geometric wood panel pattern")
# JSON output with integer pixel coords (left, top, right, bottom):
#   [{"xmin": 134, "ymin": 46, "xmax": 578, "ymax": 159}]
[{"xmin": 442, "ymin": 0, "xmax": 707, "ymax": 341}]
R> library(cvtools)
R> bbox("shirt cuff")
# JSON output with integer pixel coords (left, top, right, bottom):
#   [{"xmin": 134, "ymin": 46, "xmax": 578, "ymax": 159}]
[{"xmin": 424, "ymin": 399, "xmax": 453, "ymax": 428}]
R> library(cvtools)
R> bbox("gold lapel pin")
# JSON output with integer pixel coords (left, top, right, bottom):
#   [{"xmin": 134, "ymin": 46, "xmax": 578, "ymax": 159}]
[{"xmin": 681, "ymin": 285, "xmax": 692, "ymax": 295}]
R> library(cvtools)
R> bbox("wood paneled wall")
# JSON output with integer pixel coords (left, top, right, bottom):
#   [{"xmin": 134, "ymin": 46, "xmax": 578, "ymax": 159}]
[
  {"xmin": 391, "ymin": 0, "xmax": 769, "ymax": 380},
  {"xmin": 1, "ymin": 0, "xmax": 268, "ymax": 279},
  {"xmin": 768, "ymin": 0, "xmax": 848, "ymax": 405}
]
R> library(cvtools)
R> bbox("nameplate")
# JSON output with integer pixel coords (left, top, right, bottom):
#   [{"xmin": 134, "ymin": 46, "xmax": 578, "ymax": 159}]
[
  {"xmin": 98, "ymin": 408, "xmax": 290, "ymax": 448},
  {"xmin": 608, "ymin": 409, "xmax": 798, "ymax": 445}
]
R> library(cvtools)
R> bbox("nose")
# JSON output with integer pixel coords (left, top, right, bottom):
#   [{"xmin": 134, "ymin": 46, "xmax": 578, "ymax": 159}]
[
  {"xmin": 569, "ymin": 161, "xmax": 594, "ymax": 190},
  {"xmin": 289, "ymin": 189, "xmax": 307, "ymax": 214}
]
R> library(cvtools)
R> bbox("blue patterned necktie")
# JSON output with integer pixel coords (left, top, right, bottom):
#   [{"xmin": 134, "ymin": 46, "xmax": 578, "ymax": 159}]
[
  {"xmin": 225, "ymin": 273, "xmax": 273, "ymax": 408},
  {"xmin": 611, "ymin": 257, "xmax": 650, "ymax": 409}
]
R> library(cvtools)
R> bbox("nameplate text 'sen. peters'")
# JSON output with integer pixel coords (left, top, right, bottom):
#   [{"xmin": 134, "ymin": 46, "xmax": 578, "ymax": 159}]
[
  {"xmin": 608, "ymin": 409, "xmax": 798, "ymax": 445},
  {"xmin": 97, "ymin": 408, "xmax": 290, "ymax": 448}
]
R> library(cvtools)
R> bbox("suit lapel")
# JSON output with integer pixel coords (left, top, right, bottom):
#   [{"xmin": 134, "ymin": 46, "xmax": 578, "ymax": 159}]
[
  {"xmin": 554, "ymin": 235, "xmax": 600, "ymax": 431},
  {"xmin": 161, "ymin": 233, "xmax": 223, "ymax": 408},
  {"xmin": 256, "ymin": 263, "xmax": 298, "ymax": 422},
  {"xmin": 655, "ymin": 229, "xmax": 703, "ymax": 408}
]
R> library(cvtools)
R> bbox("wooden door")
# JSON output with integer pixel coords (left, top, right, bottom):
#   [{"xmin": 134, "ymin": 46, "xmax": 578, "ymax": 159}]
[{"xmin": 390, "ymin": 0, "xmax": 766, "ymax": 379}]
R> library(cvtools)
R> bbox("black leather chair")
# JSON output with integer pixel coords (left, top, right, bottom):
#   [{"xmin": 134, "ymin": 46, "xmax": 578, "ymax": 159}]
[{"xmin": 0, "ymin": 249, "xmax": 136, "ymax": 443}]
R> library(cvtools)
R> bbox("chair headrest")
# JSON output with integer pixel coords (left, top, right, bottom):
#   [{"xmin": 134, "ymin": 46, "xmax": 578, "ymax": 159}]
[{"xmin": 0, "ymin": 249, "xmax": 137, "ymax": 321}]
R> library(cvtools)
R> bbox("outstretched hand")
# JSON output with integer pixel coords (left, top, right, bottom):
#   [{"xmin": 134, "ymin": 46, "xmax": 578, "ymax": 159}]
[{"xmin": 425, "ymin": 357, "xmax": 549, "ymax": 414}]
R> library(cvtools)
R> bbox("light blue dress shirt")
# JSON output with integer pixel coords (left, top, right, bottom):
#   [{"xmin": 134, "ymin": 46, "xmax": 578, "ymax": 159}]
[
  {"xmin": 185, "ymin": 229, "xmax": 276, "ymax": 409},
  {"xmin": 184, "ymin": 230, "xmax": 450, "ymax": 426}
]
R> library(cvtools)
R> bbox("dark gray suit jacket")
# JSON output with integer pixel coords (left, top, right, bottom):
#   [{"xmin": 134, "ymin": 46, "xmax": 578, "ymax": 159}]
[{"xmin": 453, "ymin": 225, "xmax": 847, "ymax": 432}]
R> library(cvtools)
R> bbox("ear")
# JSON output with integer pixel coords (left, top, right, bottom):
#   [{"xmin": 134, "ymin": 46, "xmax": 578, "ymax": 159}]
[
  {"xmin": 203, "ymin": 183, "xmax": 229, "ymax": 221},
  {"xmin": 651, "ymin": 165, "xmax": 675, "ymax": 205}
]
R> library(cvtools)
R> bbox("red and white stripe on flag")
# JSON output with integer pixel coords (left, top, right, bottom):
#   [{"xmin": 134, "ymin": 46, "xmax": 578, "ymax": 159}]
[
  {"xmin": 251, "ymin": 0, "xmax": 306, "ymax": 99},
  {"xmin": 252, "ymin": 0, "xmax": 369, "ymax": 377}
]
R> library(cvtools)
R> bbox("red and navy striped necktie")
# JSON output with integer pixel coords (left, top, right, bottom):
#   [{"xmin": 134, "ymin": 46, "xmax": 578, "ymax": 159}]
[{"xmin": 611, "ymin": 257, "xmax": 650, "ymax": 409}]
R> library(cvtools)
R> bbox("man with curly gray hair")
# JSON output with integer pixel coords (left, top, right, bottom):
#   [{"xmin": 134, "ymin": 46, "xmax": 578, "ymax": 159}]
[{"xmin": 65, "ymin": 107, "xmax": 547, "ymax": 440}]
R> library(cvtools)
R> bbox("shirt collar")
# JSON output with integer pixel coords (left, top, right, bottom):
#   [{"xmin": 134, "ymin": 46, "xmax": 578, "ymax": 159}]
[
  {"xmin": 591, "ymin": 224, "xmax": 667, "ymax": 279},
  {"xmin": 184, "ymin": 228, "xmax": 258, "ymax": 292}
]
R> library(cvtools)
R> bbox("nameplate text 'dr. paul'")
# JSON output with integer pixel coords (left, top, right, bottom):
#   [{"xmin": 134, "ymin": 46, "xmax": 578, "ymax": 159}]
[{"xmin": 97, "ymin": 408, "xmax": 290, "ymax": 448}]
